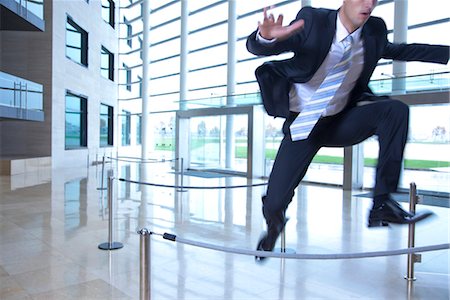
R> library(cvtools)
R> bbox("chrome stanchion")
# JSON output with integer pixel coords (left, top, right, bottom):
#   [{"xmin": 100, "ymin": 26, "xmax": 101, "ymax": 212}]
[
  {"xmin": 177, "ymin": 157, "xmax": 187, "ymax": 192},
  {"xmin": 405, "ymin": 182, "xmax": 421, "ymax": 281},
  {"xmin": 98, "ymin": 170, "xmax": 124, "ymax": 250},
  {"xmin": 275, "ymin": 227, "xmax": 296, "ymax": 254},
  {"xmin": 139, "ymin": 228, "xmax": 151, "ymax": 300},
  {"xmin": 97, "ymin": 155, "xmax": 107, "ymax": 190}
]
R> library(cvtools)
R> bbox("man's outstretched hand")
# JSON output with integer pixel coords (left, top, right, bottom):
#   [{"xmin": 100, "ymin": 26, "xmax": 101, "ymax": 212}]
[{"xmin": 258, "ymin": 7, "xmax": 305, "ymax": 41}]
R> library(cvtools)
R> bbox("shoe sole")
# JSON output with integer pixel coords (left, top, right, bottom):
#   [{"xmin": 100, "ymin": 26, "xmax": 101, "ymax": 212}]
[{"xmin": 368, "ymin": 211, "xmax": 434, "ymax": 227}]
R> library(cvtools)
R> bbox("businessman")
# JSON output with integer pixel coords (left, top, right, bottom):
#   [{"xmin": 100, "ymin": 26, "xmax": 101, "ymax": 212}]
[{"xmin": 246, "ymin": 0, "xmax": 450, "ymax": 261}]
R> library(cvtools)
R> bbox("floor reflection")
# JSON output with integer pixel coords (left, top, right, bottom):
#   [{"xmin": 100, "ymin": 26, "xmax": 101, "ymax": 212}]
[{"xmin": 0, "ymin": 161, "xmax": 448, "ymax": 299}]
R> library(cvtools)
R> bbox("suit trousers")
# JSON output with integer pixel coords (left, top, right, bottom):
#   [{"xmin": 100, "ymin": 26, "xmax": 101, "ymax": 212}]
[{"xmin": 263, "ymin": 98, "xmax": 409, "ymax": 224}]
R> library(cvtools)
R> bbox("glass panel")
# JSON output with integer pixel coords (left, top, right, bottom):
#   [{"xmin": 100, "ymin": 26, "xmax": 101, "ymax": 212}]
[
  {"xmin": 153, "ymin": 112, "xmax": 175, "ymax": 154},
  {"xmin": 66, "ymin": 20, "xmax": 82, "ymax": 63},
  {"xmin": 65, "ymin": 112, "xmax": 82, "ymax": 147},
  {"xmin": 363, "ymin": 104, "xmax": 450, "ymax": 194},
  {"xmin": 149, "ymin": 2, "xmax": 181, "ymax": 27},
  {"xmin": 101, "ymin": 46, "xmax": 113, "ymax": 80},
  {"xmin": 121, "ymin": 111, "xmax": 131, "ymax": 145},
  {"xmin": 264, "ymin": 116, "xmax": 344, "ymax": 185},
  {"xmin": 66, "ymin": 18, "xmax": 87, "ymax": 65},
  {"xmin": 65, "ymin": 93, "xmax": 86, "ymax": 148},
  {"xmin": 189, "ymin": 114, "xmax": 248, "ymax": 173},
  {"xmin": 0, "ymin": 72, "xmax": 17, "ymax": 107},
  {"xmin": 136, "ymin": 115, "xmax": 141, "ymax": 145},
  {"xmin": 101, "ymin": 0, "xmax": 112, "ymax": 25},
  {"xmin": 0, "ymin": 71, "xmax": 43, "ymax": 110},
  {"xmin": 100, "ymin": 104, "xmax": 110, "ymax": 147},
  {"xmin": 13, "ymin": 0, "xmax": 44, "ymax": 20}
]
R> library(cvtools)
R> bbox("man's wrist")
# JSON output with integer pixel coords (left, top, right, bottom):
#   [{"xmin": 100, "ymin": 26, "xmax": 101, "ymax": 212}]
[{"xmin": 256, "ymin": 30, "xmax": 277, "ymax": 44}]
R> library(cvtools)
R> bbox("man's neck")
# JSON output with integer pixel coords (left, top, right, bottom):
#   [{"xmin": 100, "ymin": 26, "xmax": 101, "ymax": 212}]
[{"xmin": 338, "ymin": 8, "xmax": 359, "ymax": 34}]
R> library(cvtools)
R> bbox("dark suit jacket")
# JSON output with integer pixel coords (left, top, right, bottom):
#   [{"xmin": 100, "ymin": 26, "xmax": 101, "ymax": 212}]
[{"xmin": 246, "ymin": 7, "xmax": 450, "ymax": 118}]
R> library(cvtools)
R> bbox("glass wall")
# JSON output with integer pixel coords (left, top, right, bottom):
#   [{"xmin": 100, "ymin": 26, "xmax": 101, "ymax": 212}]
[
  {"xmin": 189, "ymin": 114, "xmax": 248, "ymax": 173},
  {"xmin": 363, "ymin": 103, "xmax": 450, "ymax": 193},
  {"xmin": 121, "ymin": 110, "xmax": 131, "ymax": 146},
  {"xmin": 118, "ymin": 0, "xmax": 449, "ymax": 190}
]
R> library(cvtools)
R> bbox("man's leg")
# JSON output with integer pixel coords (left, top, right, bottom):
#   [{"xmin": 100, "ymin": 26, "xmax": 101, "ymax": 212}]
[
  {"xmin": 321, "ymin": 99, "xmax": 431, "ymax": 225},
  {"xmin": 256, "ymin": 113, "xmax": 321, "ymax": 260},
  {"xmin": 322, "ymin": 99, "xmax": 409, "ymax": 196}
]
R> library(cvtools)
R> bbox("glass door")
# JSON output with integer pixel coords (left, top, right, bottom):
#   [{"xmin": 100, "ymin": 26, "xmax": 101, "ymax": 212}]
[{"xmin": 189, "ymin": 114, "xmax": 248, "ymax": 174}]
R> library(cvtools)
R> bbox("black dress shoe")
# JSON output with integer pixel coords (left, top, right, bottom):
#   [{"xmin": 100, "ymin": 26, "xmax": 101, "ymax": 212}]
[
  {"xmin": 368, "ymin": 198, "xmax": 433, "ymax": 227},
  {"xmin": 255, "ymin": 217, "xmax": 288, "ymax": 262}
]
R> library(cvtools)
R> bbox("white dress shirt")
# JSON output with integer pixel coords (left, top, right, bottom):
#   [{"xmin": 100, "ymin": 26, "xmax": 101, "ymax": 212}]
[{"xmin": 257, "ymin": 14, "xmax": 365, "ymax": 116}]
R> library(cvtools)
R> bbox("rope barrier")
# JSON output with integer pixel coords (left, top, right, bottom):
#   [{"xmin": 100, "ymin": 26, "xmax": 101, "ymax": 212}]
[
  {"xmin": 108, "ymin": 156, "xmax": 178, "ymax": 164},
  {"xmin": 119, "ymin": 178, "xmax": 268, "ymax": 190},
  {"xmin": 151, "ymin": 231, "xmax": 450, "ymax": 260}
]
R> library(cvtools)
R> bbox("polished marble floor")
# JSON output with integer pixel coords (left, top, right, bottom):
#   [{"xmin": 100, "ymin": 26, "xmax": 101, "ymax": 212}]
[{"xmin": 0, "ymin": 162, "xmax": 449, "ymax": 299}]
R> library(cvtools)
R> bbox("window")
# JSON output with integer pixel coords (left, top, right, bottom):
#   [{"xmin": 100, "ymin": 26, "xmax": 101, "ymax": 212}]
[
  {"xmin": 121, "ymin": 110, "xmax": 131, "ymax": 145},
  {"xmin": 123, "ymin": 63, "xmax": 132, "ymax": 91},
  {"xmin": 137, "ymin": 75, "xmax": 142, "ymax": 98},
  {"xmin": 100, "ymin": 104, "xmax": 113, "ymax": 147},
  {"xmin": 101, "ymin": 0, "xmax": 115, "ymax": 28},
  {"xmin": 66, "ymin": 17, "xmax": 88, "ymax": 66},
  {"xmin": 138, "ymin": 37, "xmax": 142, "ymax": 60},
  {"xmin": 101, "ymin": 46, "xmax": 114, "ymax": 81},
  {"xmin": 137, "ymin": 115, "xmax": 142, "ymax": 145},
  {"xmin": 125, "ymin": 17, "xmax": 132, "ymax": 47},
  {"xmin": 65, "ymin": 92, "xmax": 87, "ymax": 149}
]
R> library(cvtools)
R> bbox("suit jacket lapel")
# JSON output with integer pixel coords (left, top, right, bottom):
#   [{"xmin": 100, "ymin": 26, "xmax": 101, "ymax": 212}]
[{"xmin": 320, "ymin": 10, "xmax": 339, "ymax": 65}]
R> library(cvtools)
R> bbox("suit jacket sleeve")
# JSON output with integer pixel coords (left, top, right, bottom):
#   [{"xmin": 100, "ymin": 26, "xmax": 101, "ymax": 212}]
[
  {"xmin": 246, "ymin": 7, "xmax": 313, "ymax": 57},
  {"xmin": 382, "ymin": 42, "xmax": 450, "ymax": 64}
]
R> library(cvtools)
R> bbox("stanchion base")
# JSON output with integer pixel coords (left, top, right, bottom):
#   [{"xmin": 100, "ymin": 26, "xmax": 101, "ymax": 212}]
[
  {"xmin": 274, "ymin": 248, "xmax": 296, "ymax": 254},
  {"xmin": 98, "ymin": 242, "xmax": 124, "ymax": 250}
]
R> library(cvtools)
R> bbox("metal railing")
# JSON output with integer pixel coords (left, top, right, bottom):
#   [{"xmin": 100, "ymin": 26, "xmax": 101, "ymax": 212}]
[{"xmin": 0, "ymin": 71, "xmax": 43, "ymax": 111}]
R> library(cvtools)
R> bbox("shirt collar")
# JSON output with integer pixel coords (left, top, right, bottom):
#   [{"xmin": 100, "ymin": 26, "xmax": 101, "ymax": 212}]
[{"xmin": 336, "ymin": 13, "xmax": 362, "ymax": 43}]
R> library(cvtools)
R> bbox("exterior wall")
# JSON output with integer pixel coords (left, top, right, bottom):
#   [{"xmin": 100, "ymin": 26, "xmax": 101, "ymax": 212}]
[
  {"xmin": 0, "ymin": 0, "xmax": 52, "ymax": 159},
  {"xmin": 1, "ymin": 0, "xmax": 119, "ymax": 170},
  {"xmin": 51, "ymin": 0, "xmax": 118, "ymax": 168}
]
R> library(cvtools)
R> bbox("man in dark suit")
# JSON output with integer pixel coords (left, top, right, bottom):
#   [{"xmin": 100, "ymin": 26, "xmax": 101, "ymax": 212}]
[{"xmin": 246, "ymin": 0, "xmax": 449, "ymax": 261}]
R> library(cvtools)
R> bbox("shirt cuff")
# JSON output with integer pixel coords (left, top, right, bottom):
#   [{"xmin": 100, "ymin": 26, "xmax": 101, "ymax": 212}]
[{"xmin": 256, "ymin": 30, "xmax": 277, "ymax": 44}]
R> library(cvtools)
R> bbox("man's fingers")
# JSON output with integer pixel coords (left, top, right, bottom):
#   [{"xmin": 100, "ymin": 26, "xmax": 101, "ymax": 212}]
[
  {"xmin": 263, "ymin": 7, "xmax": 268, "ymax": 20},
  {"xmin": 276, "ymin": 14, "xmax": 284, "ymax": 25}
]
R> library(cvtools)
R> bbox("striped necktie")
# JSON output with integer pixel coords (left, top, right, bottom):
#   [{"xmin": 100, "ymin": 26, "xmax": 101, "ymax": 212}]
[{"xmin": 290, "ymin": 35, "xmax": 353, "ymax": 141}]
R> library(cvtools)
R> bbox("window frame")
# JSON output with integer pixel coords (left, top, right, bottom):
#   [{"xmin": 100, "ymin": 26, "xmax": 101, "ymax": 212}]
[
  {"xmin": 123, "ymin": 63, "xmax": 132, "ymax": 91},
  {"xmin": 65, "ymin": 91, "xmax": 88, "ymax": 149},
  {"xmin": 125, "ymin": 17, "xmax": 133, "ymax": 47},
  {"xmin": 101, "ymin": 45, "xmax": 114, "ymax": 81},
  {"xmin": 100, "ymin": 103, "xmax": 114, "ymax": 147},
  {"xmin": 121, "ymin": 110, "xmax": 131, "ymax": 146},
  {"xmin": 102, "ymin": 0, "xmax": 115, "ymax": 28},
  {"xmin": 66, "ymin": 16, "xmax": 88, "ymax": 67}
]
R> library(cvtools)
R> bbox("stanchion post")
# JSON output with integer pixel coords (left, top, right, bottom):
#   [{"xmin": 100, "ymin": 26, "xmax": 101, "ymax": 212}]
[
  {"xmin": 97, "ymin": 155, "xmax": 107, "ymax": 190},
  {"xmin": 275, "ymin": 225, "xmax": 295, "ymax": 254},
  {"xmin": 405, "ymin": 182, "xmax": 421, "ymax": 281},
  {"xmin": 177, "ymin": 157, "xmax": 187, "ymax": 192},
  {"xmin": 139, "ymin": 228, "xmax": 151, "ymax": 300},
  {"xmin": 98, "ymin": 170, "xmax": 124, "ymax": 250},
  {"xmin": 280, "ymin": 228, "xmax": 286, "ymax": 253}
]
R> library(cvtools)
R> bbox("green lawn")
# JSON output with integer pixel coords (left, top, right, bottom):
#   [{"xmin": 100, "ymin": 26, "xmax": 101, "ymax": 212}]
[{"xmin": 155, "ymin": 138, "xmax": 450, "ymax": 170}]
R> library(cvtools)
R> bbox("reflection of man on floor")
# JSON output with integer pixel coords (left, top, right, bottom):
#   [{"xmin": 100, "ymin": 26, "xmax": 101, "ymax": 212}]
[{"xmin": 246, "ymin": 0, "xmax": 450, "ymax": 261}]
